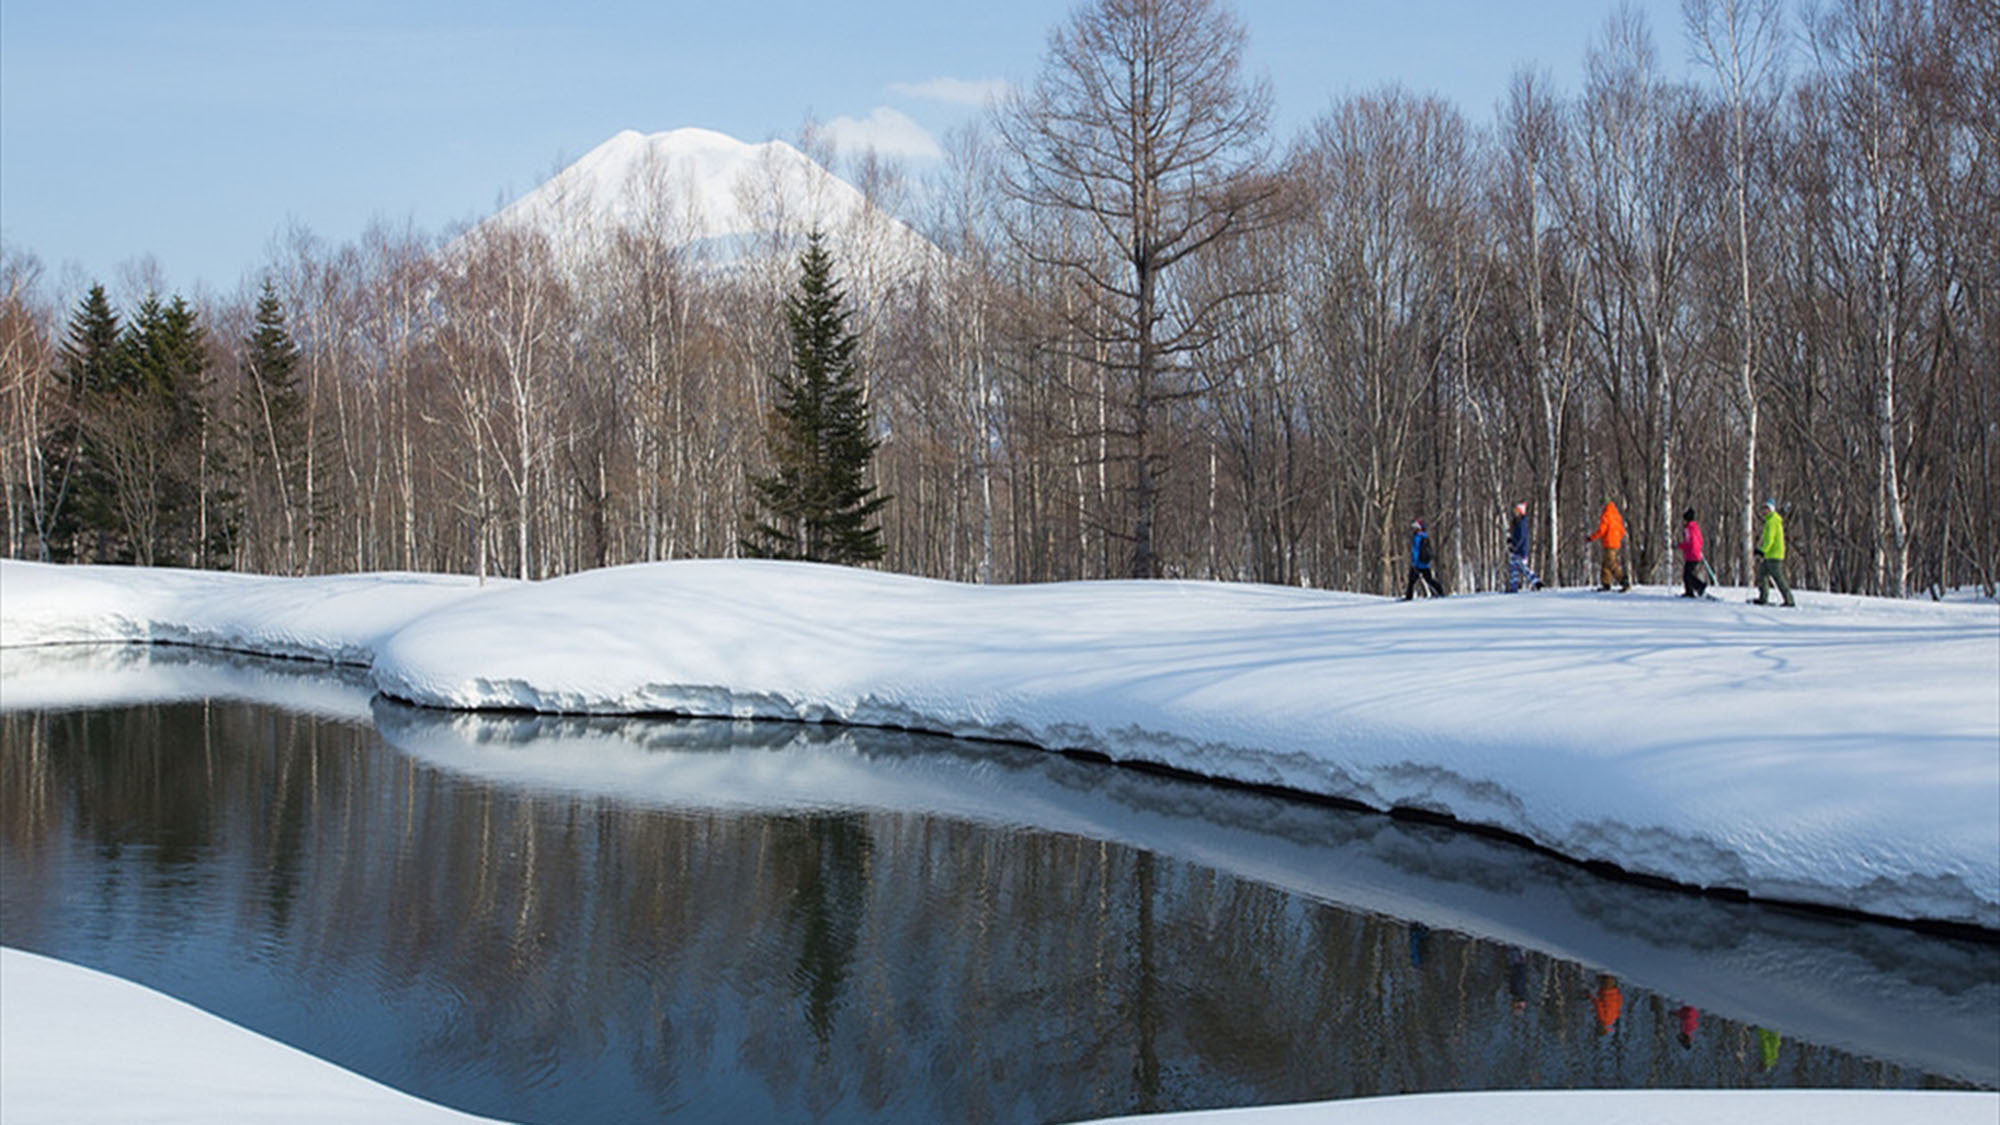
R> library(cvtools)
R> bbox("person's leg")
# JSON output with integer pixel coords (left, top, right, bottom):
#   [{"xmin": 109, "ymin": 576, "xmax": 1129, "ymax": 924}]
[
  {"xmin": 1402, "ymin": 567, "xmax": 1418, "ymax": 600},
  {"xmin": 1425, "ymin": 569, "xmax": 1446, "ymax": 596},
  {"xmin": 1774, "ymin": 559, "xmax": 1795, "ymax": 606},
  {"xmin": 1756, "ymin": 559, "xmax": 1773, "ymax": 603},
  {"xmin": 1681, "ymin": 560, "xmax": 1697, "ymax": 597},
  {"xmin": 1598, "ymin": 547, "xmax": 1614, "ymax": 590}
]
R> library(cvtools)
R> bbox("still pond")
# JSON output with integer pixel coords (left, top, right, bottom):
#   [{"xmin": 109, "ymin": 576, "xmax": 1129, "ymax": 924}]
[{"xmin": 1, "ymin": 645, "xmax": 1994, "ymax": 1123}]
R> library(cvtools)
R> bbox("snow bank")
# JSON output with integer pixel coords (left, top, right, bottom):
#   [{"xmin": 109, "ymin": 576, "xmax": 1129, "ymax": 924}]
[
  {"xmin": 0, "ymin": 642, "xmax": 378, "ymax": 720},
  {"xmin": 0, "ymin": 560, "xmax": 498, "ymax": 664},
  {"xmin": 0, "ymin": 947, "xmax": 504, "ymax": 1124},
  {"xmin": 3, "ymin": 558, "xmax": 1996, "ymax": 930}
]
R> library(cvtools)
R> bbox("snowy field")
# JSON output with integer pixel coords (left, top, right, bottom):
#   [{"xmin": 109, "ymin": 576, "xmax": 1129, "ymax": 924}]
[{"xmin": 1, "ymin": 558, "xmax": 1996, "ymax": 1124}]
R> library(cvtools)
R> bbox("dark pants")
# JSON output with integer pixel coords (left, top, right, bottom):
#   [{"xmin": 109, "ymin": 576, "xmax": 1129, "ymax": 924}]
[
  {"xmin": 1681, "ymin": 559, "xmax": 1707, "ymax": 598},
  {"xmin": 1402, "ymin": 566, "xmax": 1445, "ymax": 599},
  {"xmin": 1756, "ymin": 557, "xmax": 1795, "ymax": 606}
]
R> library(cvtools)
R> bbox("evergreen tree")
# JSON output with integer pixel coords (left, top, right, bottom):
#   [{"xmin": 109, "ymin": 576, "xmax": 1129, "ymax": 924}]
[
  {"xmin": 96, "ymin": 293, "xmax": 209, "ymax": 564},
  {"xmin": 741, "ymin": 232, "xmax": 889, "ymax": 564},
  {"xmin": 235, "ymin": 279, "xmax": 307, "ymax": 570},
  {"xmin": 43, "ymin": 284, "xmax": 123, "ymax": 559}
]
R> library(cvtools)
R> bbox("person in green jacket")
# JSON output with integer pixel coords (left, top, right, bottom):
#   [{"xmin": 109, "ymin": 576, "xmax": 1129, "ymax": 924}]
[{"xmin": 1753, "ymin": 499, "xmax": 1796, "ymax": 607}]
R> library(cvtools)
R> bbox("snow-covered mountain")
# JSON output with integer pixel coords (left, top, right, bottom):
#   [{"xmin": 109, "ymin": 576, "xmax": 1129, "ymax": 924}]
[{"xmin": 484, "ymin": 127, "xmax": 936, "ymax": 278}]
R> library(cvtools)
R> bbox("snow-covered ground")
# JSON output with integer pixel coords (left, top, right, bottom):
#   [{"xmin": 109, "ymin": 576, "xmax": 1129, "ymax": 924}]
[
  {"xmin": 4, "ymin": 558, "xmax": 1994, "ymax": 930},
  {"xmin": 0, "ymin": 947, "xmax": 504, "ymax": 1124},
  {"xmin": 2, "ymin": 558, "xmax": 1996, "ymax": 1123}
]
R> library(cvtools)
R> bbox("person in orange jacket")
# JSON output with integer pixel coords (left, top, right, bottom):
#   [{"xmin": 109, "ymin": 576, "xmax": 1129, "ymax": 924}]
[{"xmin": 1586, "ymin": 498, "xmax": 1630, "ymax": 592}]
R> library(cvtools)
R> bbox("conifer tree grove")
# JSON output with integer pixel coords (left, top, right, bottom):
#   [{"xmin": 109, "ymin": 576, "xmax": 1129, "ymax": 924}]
[
  {"xmin": 741, "ymin": 232, "xmax": 888, "ymax": 565},
  {"xmin": 82, "ymin": 292, "xmax": 210, "ymax": 565}
]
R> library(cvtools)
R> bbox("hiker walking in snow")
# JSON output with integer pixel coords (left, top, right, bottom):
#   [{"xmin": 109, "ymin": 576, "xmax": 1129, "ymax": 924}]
[
  {"xmin": 1753, "ymin": 499, "xmax": 1796, "ymax": 607},
  {"xmin": 1676, "ymin": 508, "xmax": 1708, "ymax": 599},
  {"xmin": 1400, "ymin": 519, "xmax": 1447, "ymax": 600},
  {"xmin": 1586, "ymin": 499, "xmax": 1630, "ymax": 592},
  {"xmin": 1506, "ymin": 501, "xmax": 1543, "ymax": 592}
]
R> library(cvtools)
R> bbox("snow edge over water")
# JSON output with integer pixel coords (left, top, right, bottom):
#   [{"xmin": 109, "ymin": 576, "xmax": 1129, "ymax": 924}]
[{"xmin": 4, "ymin": 558, "xmax": 1996, "ymax": 932}]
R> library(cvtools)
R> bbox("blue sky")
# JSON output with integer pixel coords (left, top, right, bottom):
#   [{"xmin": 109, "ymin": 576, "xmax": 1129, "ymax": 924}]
[{"xmin": 1, "ymin": 0, "xmax": 1691, "ymax": 301}]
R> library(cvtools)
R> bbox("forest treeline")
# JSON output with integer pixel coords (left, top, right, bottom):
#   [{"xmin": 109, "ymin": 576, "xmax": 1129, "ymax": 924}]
[{"xmin": 2, "ymin": 0, "xmax": 1992, "ymax": 596}]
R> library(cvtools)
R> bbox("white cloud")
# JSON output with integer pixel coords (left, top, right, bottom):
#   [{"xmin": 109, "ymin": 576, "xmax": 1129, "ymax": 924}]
[
  {"xmin": 820, "ymin": 106, "xmax": 944, "ymax": 161},
  {"xmin": 888, "ymin": 77, "xmax": 1010, "ymax": 108}
]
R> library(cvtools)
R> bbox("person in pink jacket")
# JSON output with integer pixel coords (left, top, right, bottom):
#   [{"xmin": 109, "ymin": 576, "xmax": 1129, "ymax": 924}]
[{"xmin": 1676, "ymin": 507, "xmax": 1708, "ymax": 598}]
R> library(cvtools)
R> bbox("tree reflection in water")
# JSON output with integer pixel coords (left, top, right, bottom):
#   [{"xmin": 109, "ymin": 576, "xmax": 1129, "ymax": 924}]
[{"xmin": 1, "ymin": 679, "xmax": 1993, "ymax": 1124}]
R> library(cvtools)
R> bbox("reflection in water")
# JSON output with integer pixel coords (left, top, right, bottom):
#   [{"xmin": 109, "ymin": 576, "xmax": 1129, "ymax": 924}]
[
  {"xmin": 0, "ymin": 667, "xmax": 1994, "ymax": 1123},
  {"xmin": 1678, "ymin": 1004, "xmax": 1700, "ymax": 1050},
  {"xmin": 1591, "ymin": 975, "xmax": 1623, "ymax": 1034}
]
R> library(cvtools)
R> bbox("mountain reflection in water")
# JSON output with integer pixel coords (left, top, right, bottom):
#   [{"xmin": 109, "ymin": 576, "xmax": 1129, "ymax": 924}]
[{"xmin": 0, "ymin": 647, "xmax": 1993, "ymax": 1124}]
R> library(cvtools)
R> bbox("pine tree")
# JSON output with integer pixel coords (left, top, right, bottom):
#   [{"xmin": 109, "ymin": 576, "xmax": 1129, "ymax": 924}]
[
  {"xmin": 741, "ymin": 232, "xmax": 889, "ymax": 564},
  {"xmin": 43, "ymin": 285, "xmax": 123, "ymax": 559},
  {"xmin": 95, "ymin": 293, "xmax": 209, "ymax": 565},
  {"xmin": 236, "ymin": 279, "xmax": 307, "ymax": 570}
]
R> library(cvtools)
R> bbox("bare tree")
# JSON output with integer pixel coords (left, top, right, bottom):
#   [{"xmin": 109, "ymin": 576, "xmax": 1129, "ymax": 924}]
[
  {"xmin": 996, "ymin": 0, "xmax": 1279, "ymax": 577},
  {"xmin": 0, "ymin": 250, "xmax": 54, "ymax": 559},
  {"xmin": 1570, "ymin": 11, "xmax": 1707, "ymax": 583},
  {"xmin": 1688, "ymin": 0, "xmax": 1787, "ymax": 583},
  {"xmin": 1294, "ymin": 91, "xmax": 1471, "ymax": 591},
  {"xmin": 1496, "ymin": 70, "xmax": 1584, "ymax": 586}
]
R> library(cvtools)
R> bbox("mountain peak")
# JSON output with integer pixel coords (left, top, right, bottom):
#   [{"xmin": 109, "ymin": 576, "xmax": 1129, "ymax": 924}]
[{"xmin": 487, "ymin": 127, "xmax": 933, "ymax": 275}]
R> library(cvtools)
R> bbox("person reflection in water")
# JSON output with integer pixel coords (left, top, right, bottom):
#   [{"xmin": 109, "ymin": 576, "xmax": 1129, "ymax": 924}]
[
  {"xmin": 1590, "ymin": 974, "xmax": 1623, "ymax": 1034},
  {"xmin": 1676, "ymin": 1004, "xmax": 1699, "ymax": 1049},
  {"xmin": 1506, "ymin": 948, "xmax": 1529, "ymax": 1013},
  {"xmin": 1758, "ymin": 1027, "xmax": 1782, "ymax": 1070}
]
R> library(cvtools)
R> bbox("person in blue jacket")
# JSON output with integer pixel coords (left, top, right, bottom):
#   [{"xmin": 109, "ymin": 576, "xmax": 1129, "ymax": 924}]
[
  {"xmin": 1401, "ymin": 519, "xmax": 1447, "ymax": 600},
  {"xmin": 1506, "ymin": 501, "xmax": 1544, "ymax": 592}
]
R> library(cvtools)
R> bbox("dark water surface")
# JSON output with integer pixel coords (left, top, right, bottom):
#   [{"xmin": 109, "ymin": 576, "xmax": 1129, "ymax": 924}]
[{"xmin": 1, "ymin": 648, "xmax": 1993, "ymax": 1124}]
